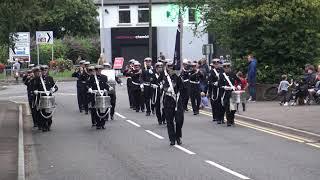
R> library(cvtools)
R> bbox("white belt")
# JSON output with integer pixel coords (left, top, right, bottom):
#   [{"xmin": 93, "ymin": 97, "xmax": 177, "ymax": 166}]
[
  {"xmin": 190, "ymin": 81, "xmax": 200, "ymax": 84},
  {"xmin": 132, "ymin": 81, "xmax": 140, "ymax": 86},
  {"xmin": 127, "ymin": 77, "xmax": 132, "ymax": 79},
  {"xmin": 183, "ymin": 79, "xmax": 189, "ymax": 82},
  {"xmin": 143, "ymin": 83, "xmax": 151, "ymax": 86}
]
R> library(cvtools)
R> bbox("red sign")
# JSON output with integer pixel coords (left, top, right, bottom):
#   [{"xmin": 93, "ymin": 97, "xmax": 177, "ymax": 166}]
[{"xmin": 113, "ymin": 57, "xmax": 124, "ymax": 69}]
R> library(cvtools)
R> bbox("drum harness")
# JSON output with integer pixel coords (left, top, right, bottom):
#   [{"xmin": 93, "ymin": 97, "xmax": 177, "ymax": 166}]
[
  {"xmin": 37, "ymin": 77, "xmax": 57, "ymax": 119},
  {"xmin": 94, "ymin": 74, "xmax": 110, "ymax": 119},
  {"xmin": 221, "ymin": 73, "xmax": 235, "ymax": 107}
]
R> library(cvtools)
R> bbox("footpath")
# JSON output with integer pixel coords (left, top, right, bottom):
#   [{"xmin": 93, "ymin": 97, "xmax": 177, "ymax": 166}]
[
  {"xmin": 0, "ymin": 101, "xmax": 19, "ymax": 180},
  {"xmin": 223, "ymin": 102, "xmax": 320, "ymax": 141}
]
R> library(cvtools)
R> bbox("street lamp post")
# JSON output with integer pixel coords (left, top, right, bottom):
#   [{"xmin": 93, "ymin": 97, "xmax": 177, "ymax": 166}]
[
  {"xmin": 100, "ymin": 0, "xmax": 105, "ymax": 58},
  {"xmin": 148, "ymin": 0, "xmax": 152, "ymax": 59}
]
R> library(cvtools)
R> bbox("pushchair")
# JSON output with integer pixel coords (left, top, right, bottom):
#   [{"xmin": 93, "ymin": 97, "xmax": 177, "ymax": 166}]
[
  {"xmin": 288, "ymin": 79, "xmax": 309, "ymax": 106},
  {"xmin": 308, "ymin": 81, "xmax": 320, "ymax": 105}
]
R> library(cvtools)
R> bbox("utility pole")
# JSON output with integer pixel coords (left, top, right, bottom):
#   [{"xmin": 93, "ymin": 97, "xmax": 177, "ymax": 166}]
[
  {"xmin": 148, "ymin": 0, "xmax": 152, "ymax": 59},
  {"xmin": 100, "ymin": 0, "xmax": 105, "ymax": 58}
]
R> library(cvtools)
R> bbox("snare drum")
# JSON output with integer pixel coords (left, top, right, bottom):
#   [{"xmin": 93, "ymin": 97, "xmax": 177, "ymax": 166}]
[
  {"xmin": 231, "ymin": 91, "xmax": 246, "ymax": 104},
  {"xmin": 95, "ymin": 95, "xmax": 111, "ymax": 112},
  {"xmin": 39, "ymin": 96, "xmax": 56, "ymax": 110}
]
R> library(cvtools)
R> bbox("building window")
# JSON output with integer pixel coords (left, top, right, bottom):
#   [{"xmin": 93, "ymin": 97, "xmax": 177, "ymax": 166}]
[
  {"xmin": 138, "ymin": 5, "xmax": 149, "ymax": 23},
  {"xmin": 119, "ymin": 5, "xmax": 131, "ymax": 24},
  {"xmin": 189, "ymin": 8, "xmax": 196, "ymax": 23}
]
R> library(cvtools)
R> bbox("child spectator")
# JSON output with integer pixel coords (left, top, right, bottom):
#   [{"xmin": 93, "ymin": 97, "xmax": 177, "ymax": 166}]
[
  {"xmin": 200, "ymin": 92, "xmax": 209, "ymax": 109},
  {"xmin": 278, "ymin": 74, "xmax": 293, "ymax": 106},
  {"xmin": 235, "ymin": 71, "xmax": 248, "ymax": 111}
]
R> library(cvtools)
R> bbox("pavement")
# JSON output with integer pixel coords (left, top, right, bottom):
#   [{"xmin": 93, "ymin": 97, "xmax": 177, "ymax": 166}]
[
  {"xmin": 1, "ymin": 82, "xmax": 320, "ymax": 180},
  {"xmin": 0, "ymin": 101, "xmax": 19, "ymax": 180}
]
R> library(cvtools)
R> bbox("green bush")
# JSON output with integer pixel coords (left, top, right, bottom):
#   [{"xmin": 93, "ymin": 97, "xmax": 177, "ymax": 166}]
[{"xmin": 0, "ymin": 45, "xmax": 8, "ymax": 64}]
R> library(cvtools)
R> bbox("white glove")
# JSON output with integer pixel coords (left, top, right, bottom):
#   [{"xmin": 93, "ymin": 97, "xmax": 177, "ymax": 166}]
[
  {"xmin": 109, "ymin": 87, "xmax": 114, "ymax": 92},
  {"xmin": 317, "ymin": 90, "xmax": 320, "ymax": 95},
  {"xmin": 140, "ymin": 84, "xmax": 144, "ymax": 89},
  {"xmin": 223, "ymin": 86, "xmax": 232, "ymax": 91},
  {"xmin": 152, "ymin": 84, "xmax": 158, "ymax": 89},
  {"xmin": 149, "ymin": 69, "xmax": 153, "ymax": 74},
  {"xmin": 213, "ymin": 82, "xmax": 218, "ymax": 86},
  {"xmin": 34, "ymin": 90, "xmax": 39, "ymax": 95},
  {"xmin": 237, "ymin": 85, "xmax": 241, "ymax": 90},
  {"xmin": 160, "ymin": 84, "xmax": 163, "ymax": 89},
  {"xmin": 88, "ymin": 88, "xmax": 93, "ymax": 93},
  {"xmin": 119, "ymin": 83, "xmax": 123, "ymax": 86},
  {"xmin": 51, "ymin": 87, "xmax": 56, "ymax": 93}
]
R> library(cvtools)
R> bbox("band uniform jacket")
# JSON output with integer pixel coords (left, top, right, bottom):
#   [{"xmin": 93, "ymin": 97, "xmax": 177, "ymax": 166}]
[
  {"xmin": 208, "ymin": 68, "xmax": 223, "ymax": 101},
  {"xmin": 162, "ymin": 73, "xmax": 184, "ymax": 109}
]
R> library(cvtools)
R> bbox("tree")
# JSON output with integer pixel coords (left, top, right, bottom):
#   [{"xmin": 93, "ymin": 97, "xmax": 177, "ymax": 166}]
[
  {"xmin": 0, "ymin": 0, "xmax": 99, "ymax": 45},
  {"xmin": 178, "ymin": 0, "xmax": 320, "ymax": 83}
]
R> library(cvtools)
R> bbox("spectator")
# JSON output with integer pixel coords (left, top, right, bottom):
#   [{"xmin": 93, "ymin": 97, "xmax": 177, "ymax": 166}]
[
  {"xmin": 199, "ymin": 92, "xmax": 209, "ymax": 109},
  {"xmin": 235, "ymin": 71, "xmax": 248, "ymax": 111},
  {"xmin": 97, "ymin": 54, "xmax": 107, "ymax": 65},
  {"xmin": 247, "ymin": 54, "xmax": 257, "ymax": 102},
  {"xmin": 278, "ymin": 74, "xmax": 293, "ymax": 106},
  {"xmin": 198, "ymin": 58, "xmax": 209, "ymax": 93}
]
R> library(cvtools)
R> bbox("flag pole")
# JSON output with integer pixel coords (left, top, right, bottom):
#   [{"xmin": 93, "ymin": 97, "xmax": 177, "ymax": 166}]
[{"xmin": 149, "ymin": 0, "xmax": 153, "ymax": 59}]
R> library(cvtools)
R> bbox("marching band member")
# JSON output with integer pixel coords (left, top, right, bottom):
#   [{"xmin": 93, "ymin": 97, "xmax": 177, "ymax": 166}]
[
  {"xmin": 151, "ymin": 62, "xmax": 165, "ymax": 125},
  {"xmin": 86, "ymin": 66, "xmax": 96, "ymax": 126},
  {"xmin": 72, "ymin": 60, "xmax": 87, "ymax": 113},
  {"xmin": 129, "ymin": 61, "xmax": 145, "ymax": 112},
  {"xmin": 189, "ymin": 61, "xmax": 203, "ymax": 115},
  {"xmin": 163, "ymin": 60, "xmax": 184, "ymax": 145},
  {"xmin": 33, "ymin": 65, "xmax": 58, "ymax": 132},
  {"xmin": 219, "ymin": 62, "xmax": 241, "ymax": 126},
  {"xmin": 87, "ymin": 65, "xmax": 112, "ymax": 130},
  {"xmin": 124, "ymin": 59, "xmax": 136, "ymax": 109},
  {"xmin": 142, "ymin": 57, "xmax": 154, "ymax": 116},
  {"xmin": 180, "ymin": 59, "xmax": 192, "ymax": 111},
  {"xmin": 208, "ymin": 58, "xmax": 224, "ymax": 123},
  {"xmin": 23, "ymin": 65, "xmax": 36, "ymax": 127},
  {"xmin": 102, "ymin": 63, "xmax": 122, "ymax": 120}
]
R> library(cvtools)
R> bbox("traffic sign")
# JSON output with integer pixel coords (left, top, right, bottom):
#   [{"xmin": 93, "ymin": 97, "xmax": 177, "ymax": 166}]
[
  {"xmin": 36, "ymin": 31, "xmax": 53, "ymax": 44},
  {"xmin": 9, "ymin": 32, "xmax": 31, "ymax": 62},
  {"xmin": 113, "ymin": 57, "xmax": 124, "ymax": 69}
]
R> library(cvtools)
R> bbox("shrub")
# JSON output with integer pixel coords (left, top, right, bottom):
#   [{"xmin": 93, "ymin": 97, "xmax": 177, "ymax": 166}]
[{"xmin": 0, "ymin": 63, "xmax": 5, "ymax": 73}]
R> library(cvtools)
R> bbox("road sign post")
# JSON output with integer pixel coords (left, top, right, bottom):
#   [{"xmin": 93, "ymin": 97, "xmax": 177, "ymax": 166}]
[{"xmin": 36, "ymin": 31, "xmax": 54, "ymax": 65}]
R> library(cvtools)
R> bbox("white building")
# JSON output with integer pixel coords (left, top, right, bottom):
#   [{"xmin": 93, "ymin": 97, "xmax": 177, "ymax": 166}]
[{"xmin": 94, "ymin": 0, "xmax": 208, "ymax": 65}]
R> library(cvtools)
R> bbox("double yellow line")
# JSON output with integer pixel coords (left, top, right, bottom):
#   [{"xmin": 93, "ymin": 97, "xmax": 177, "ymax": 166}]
[{"xmin": 193, "ymin": 108, "xmax": 320, "ymax": 149}]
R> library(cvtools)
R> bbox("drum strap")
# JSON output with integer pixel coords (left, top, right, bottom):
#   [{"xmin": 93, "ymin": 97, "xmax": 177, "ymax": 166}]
[
  {"xmin": 223, "ymin": 73, "xmax": 235, "ymax": 90},
  {"xmin": 94, "ymin": 75, "xmax": 103, "ymax": 96},
  {"xmin": 40, "ymin": 76, "xmax": 49, "ymax": 96},
  {"xmin": 213, "ymin": 68, "xmax": 219, "ymax": 79}
]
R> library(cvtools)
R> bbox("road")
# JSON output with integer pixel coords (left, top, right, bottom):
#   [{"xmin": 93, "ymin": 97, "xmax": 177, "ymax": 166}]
[{"xmin": 1, "ymin": 81, "xmax": 320, "ymax": 180}]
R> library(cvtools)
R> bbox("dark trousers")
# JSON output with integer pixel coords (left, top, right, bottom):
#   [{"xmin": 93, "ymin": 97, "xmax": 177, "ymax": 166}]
[
  {"xmin": 92, "ymin": 108, "xmax": 108, "ymax": 127},
  {"xmin": 28, "ymin": 94, "xmax": 38, "ymax": 127},
  {"xmin": 165, "ymin": 107, "xmax": 184, "ymax": 142},
  {"xmin": 153, "ymin": 90, "xmax": 163, "ymax": 123},
  {"xmin": 249, "ymin": 83, "xmax": 256, "ymax": 100},
  {"xmin": 39, "ymin": 110, "xmax": 53, "ymax": 130},
  {"xmin": 190, "ymin": 85, "xmax": 201, "ymax": 113},
  {"xmin": 127, "ymin": 79, "xmax": 134, "ymax": 108},
  {"xmin": 279, "ymin": 90, "xmax": 288, "ymax": 104},
  {"xmin": 109, "ymin": 93, "xmax": 116, "ymax": 117},
  {"xmin": 224, "ymin": 102, "xmax": 236, "ymax": 125},
  {"xmin": 211, "ymin": 98, "xmax": 225, "ymax": 122},
  {"xmin": 78, "ymin": 87, "xmax": 88, "ymax": 112},
  {"xmin": 144, "ymin": 86, "xmax": 153, "ymax": 113},
  {"xmin": 181, "ymin": 88, "xmax": 190, "ymax": 111},
  {"xmin": 133, "ymin": 88, "xmax": 144, "ymax": 111}
]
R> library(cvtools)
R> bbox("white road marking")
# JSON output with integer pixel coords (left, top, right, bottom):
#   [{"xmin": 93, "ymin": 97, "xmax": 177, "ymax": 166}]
[
  {"xmin": 56, "ymin": 93, "xmax": 77, "ymax": 96},
  {"xmin": 126, "ymin": 120, "xmax": 141, "ymax": 127},
  {"xmin": 18, "ymin": 105, "xmax": 25, "ymax": 180},
  {"xmin": 115, "ymin": 112, "xmax": 126, "ymax": 119},
  {"xmin": 174, "ymin": 145, "xmax": 196, "ymax": 155},
  {"xmin": 205, "ymin": 160, "xmax": 250, "ymax": 180},
  {"xmin": 145, "ymin": 130, "xmax": 164, "ymax": 139}
]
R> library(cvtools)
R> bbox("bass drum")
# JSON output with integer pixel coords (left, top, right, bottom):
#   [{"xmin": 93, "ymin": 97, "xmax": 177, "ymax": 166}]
[{"xmin": 231, "ymin": 91, "xmax": 246, "ymax": 104}]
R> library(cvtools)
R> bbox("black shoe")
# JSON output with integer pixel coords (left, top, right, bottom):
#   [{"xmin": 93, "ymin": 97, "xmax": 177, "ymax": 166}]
[
  {"xmin": 227, "ymin": 124, "xmax": 232, "ymax": 127},
  {"xmin": 111, "ymin": 116, "xmax": 114, "ymax": 120},
  {"xmin": 92, "ymin": 124, "xmax": 96, "ymax": 127},
  {"xmin": 101, "ymin": 126, "xmax": 106, "ymax": 129},
  {"xmin": 212, "ymin": 119, "xmax": 216, "ymax": 122},
  {"xmin": 136, "ymin": 109, "xmax": 139, "ymax": 112},
  {"xmin": 163, "ymin": 121, "xmax": 166, "ymax": 124},
  {"xmin": 185, "ymin": 108, "xmax": 189, "ymax": 112},
  {"xmin": 158, "ymin": 122, "xmax": 162, "ymax": 125},
  {"xmin": 170, "ymin": 141, "xmax": 175, "ymax": 146},
  {"xmin": 85, "ymin": 111, "xmax": 88, "ymax": 114},
  {"xmin": 141, "ymin": 109, "xmax": 145, "ymax": 112},
  {"xmin": 217, "ymin": 121, "xmax": 222, "ymax": 124},
  {"xmin": 96, "ymin": 126, "xmax": 101, "ymax": 130},
  {"xmin": 176, "ymin": 138, "xmax": 182, "ymax": 145},
  {"xmin": 146, "ymin": 112, "xmax": 151, "ymax": 116},
  {"xmin": 80, "ymin": 110, "xmax": 83, "ymax": 113},
  {"xmin": 152, "ymin": 110, "xmax": 155, "ymax": 115},
  {"xmin": 193, "ymin": 112, "xmax": 197, "ymax": 115},
  {"xmin": 42, "ymin": 129, "xmax": 48, "ymax": 132}
]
